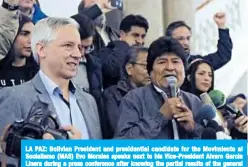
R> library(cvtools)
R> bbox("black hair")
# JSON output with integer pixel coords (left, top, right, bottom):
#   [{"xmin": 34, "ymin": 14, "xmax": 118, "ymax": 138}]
[
  {"xmin": 120, "ymin": 46, "xmax": 148, "ymax": 79},
  {"xmin": 165, "ymin": 21, "xmax": 191, "ymax": 36},
  {"xmin": 71, "ymin": 14, "xmax": 95, "ymax": 40},
  {"xmin": 120, "ymin": 14, "xmax": 149, "ymax": 33},
  {"xmin": 184, "ymin": 59, "xmax": 214, "ymax": 97},
  {"xmin": 0, "ymin": 14, "xmax": 38, "ymax": 71},
  {"xmin": 227, "ymin": 94, "xmax": 247, "ymax": 104},
  {"xmin": 146, "ymin": 37, "xmax": 187, "ymax": 74}
]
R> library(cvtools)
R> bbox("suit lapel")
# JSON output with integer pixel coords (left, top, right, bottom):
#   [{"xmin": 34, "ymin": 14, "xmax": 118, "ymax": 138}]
[
  {"xmin": 31, "ymin": 74, "xmax": 61, "ymax": 125},
  {"xmin": 75, "ymin": 90, "xmax": 93, "ymax": 139}
]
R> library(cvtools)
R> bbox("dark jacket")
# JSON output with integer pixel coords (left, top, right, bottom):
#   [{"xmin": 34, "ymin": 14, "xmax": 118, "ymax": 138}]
[
  {"xmin": 79, "ymin": 4, "xmax": 102, "ymax": 20},
  {"xmin": 93, "ymin": 26, "xmax": 120, "ymax": 53},
  {"xmin": 188, "ymin": 29, "xmax": 233, "ymax": 71},
  {"xmin": 102, "ymin": 79, "xmax": 134, "ymax": 138},
  {"xmin": 115, "ymin": 84, "xmax": 203, "ymax": 139},
  {"xmin": 100, "ymin": 40, "xmax": 130, "ymax": 89},
  {"xmin": 85, "ymin": 53, "xmax": 102, "ymax": 103},
  {"xmin": 78, "ymin": 4, "xmax": 119, "ymax": 53}
]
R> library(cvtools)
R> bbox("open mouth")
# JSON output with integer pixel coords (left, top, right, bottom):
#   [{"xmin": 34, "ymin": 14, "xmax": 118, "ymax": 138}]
[
  {"xmin": 24, "ymin": 47, "xmax": 32, "ymax": 52},
  {"xmin": 164, "ymin": 74, "xmax": 177, "ymax": 78},
  {"xmin": 184, "ymin": 48, "xmax": 190, "ymax": 53},
  {"xmin": 67, "ymin": 62, "xmax": 78, "ymax": 67}
]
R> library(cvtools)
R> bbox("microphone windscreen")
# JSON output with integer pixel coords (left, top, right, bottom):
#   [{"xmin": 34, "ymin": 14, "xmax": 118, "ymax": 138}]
[
  {"xmin": 197, "ymin": 104, "xmax": 216, "ymax": 121},
  {"xmin": 200, "ymin": 92, "xmax": 216, "ymax": 107},
  {"xmin": 166, "ymin": 76, "xmax": 177, "ymax": 85},
  {"xmin": 209, "ymin": 90, "xmax": 226, "ymax": 109},
  {"xmin": 201, "ymin": 127, "xmax": 217, "ymax": 139},
  {"xmin": 165, "ymin": 76, "xmax": 177, "ymax": 97},
  {"xmin": 207, "ymin": 120, "xmax": 224, "ymax": 132}
]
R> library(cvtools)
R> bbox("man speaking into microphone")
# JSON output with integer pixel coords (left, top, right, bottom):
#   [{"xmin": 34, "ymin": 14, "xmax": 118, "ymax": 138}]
[{"xmin": 115, "ymin": 37, "xmax": 203, "ymax": 139}]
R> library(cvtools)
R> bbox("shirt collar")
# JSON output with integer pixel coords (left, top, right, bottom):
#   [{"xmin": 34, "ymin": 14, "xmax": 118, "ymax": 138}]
[
  {"xmin": 153, "ymin": 84, "xmax": 180, "ymax": 98},
  {"xmin": 39, "ymin": 70, "xmax": 76, "ymax": 96}
]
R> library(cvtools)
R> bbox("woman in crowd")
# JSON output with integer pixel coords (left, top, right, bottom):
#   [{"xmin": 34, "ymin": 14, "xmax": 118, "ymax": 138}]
[
  {"xmin": 0, "ymin": 15, "xmax": 39, "ymax": 87},
  {"xmin": 183, "ymin": 59, "xmax": 247, "ymax": 139},
  {"xmin": 183, "ymin": 59, "xmax": 214, "ymax": 97}
]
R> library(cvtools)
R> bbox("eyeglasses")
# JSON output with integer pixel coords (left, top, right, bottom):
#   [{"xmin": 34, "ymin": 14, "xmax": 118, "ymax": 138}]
[
  {"xmin": 131, "ymin": 62, "xmax": 147, "ymax": 69},
  {"xmin": 82, "ymin": 45, "xmax": 94, "ymax": 54}
]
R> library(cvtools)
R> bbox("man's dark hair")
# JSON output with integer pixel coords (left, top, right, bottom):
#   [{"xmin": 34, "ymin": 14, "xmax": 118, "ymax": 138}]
[
  {"xmin": 165, "ymin": 21, "xmax": 191, "ymax": 36},
  {"xmin": 146, "ymin": 37, "xmax": 187, "ymax": 74},
  {"xmin": 120, "ymin": 14, "xmax": 149, "ymax": 33},
  {"xmin": 127, "ymin": 46, "xmax": 148, "ymax": 64},
  {"xmin": 121, "ymin": 46, "xmax": 148, "ymax": 78},
  {"xmin": 71, "ymin": 14, "xmax": 95, "ymax": 40}
]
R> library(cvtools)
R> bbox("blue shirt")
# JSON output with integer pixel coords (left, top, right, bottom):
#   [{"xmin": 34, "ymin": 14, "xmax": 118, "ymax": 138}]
[{"xmin": 39, "ymin": 71, "xmax": 89, "ymax": 139}]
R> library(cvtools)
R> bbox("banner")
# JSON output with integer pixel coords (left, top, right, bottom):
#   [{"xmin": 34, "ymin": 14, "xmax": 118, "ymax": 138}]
[{"xmin": 21, "ymin": 140, "xmax": 247, "ymax": 167}]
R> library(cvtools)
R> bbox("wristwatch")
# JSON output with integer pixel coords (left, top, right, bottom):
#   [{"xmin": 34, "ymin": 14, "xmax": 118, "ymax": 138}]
[{"xmin": 1, "ymin": 1, "xmax": 19, "ymax": 11}]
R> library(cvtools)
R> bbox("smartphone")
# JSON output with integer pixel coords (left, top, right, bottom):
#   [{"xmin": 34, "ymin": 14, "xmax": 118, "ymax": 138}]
[{"xmin": 111, "ymin": 0, "xmax": 124, "ymax": 10}]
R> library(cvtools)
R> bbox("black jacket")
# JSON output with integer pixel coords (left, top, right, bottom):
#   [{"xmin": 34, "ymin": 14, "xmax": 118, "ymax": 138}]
[
  {"xmin": 188, "ymin": 29, "xmax": 232, "ymax": 70},
  {"xmin": 85, "ymin": 53, "xmax": 103, "ymax": 103},
  {"xmin": 93, "ymin": 27, "xmax": 120, "ymax": 53},
  {"xmin": 0, "ymin": 56, "xmax": 38, "ymax": 88},
  {"xmin": 99, "ymin": 40, "xmax": 130, "ymax": 89},
  {"xmin": 79, "ymin": 4, "xmax": 120, "ymax": 53},
  {"xmin": 101, "ymin": 79, "xmax": 134, "ymax": 138}
]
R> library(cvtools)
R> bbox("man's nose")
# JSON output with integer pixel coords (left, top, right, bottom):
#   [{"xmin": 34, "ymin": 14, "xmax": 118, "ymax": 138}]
[
  {"xmin": 72, "ymin": 47, "xmax": 82, "ymax": 58},
  {"xmin": 166, "ymin": 61, "xmax": 175, "ymax": 71},
  {"xmin": 136, "ymin": 36, "xmax": 143, "ymax": 45}
]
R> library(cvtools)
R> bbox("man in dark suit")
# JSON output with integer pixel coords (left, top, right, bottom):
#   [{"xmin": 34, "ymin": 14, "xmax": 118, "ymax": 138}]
[{"xmin": 0, "ymin": 17, "xmax": 102, "ymax": 140}]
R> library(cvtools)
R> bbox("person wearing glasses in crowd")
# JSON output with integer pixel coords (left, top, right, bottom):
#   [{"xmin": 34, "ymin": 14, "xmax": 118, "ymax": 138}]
[
  {"xmin": 102, "ymin": 46, "xmax": 150, "ymax": 138},
  {"xmin": 71, "ymin": 14, "xmax": 103, "ymax": 105},
  {"xmin": 100, "ymin": 14, "xmax": 149, "ymax": 89}
]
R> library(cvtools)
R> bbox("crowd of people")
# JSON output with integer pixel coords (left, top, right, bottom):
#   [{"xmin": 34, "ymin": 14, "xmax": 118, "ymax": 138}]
[{"xmin": 0, "ymin": 0, "xmax": 247, "ymax": 148}]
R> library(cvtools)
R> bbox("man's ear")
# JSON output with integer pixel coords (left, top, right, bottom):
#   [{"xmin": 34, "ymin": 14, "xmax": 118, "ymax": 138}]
[
  {"xmin": 187, "ymin": 75, "xmax": 191, "ymax": 82},
  {"xmin": 36, "ymin": 43, "xmax": 46, "ymax": 60},
  {"xmin": 125, "ymin": 63, "xmax": 133, "ymax": 76},
  {"xmin": 119, "ymin": 30, "xmax": 126, "ymax": 40}
]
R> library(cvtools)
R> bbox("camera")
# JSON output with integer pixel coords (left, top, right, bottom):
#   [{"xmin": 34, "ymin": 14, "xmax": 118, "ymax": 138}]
[
  {"xmin": 4, "ymin": 101, "xmax": 69, "ymax": 158},
  {"xmin": 111, "ymin": 0, "xmax": 123, "ymax": 10}
]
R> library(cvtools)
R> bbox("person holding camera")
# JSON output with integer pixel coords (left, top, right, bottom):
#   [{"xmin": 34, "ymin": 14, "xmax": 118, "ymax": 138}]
[{"xmin": 0, "ymin": 17, "xmax": 102, "ymax": 141}]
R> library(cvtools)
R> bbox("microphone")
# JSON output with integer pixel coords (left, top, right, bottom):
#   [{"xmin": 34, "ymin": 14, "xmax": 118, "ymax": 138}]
[
  {"xmin": 166, "ymin": 76, "xmax": 177, "ymax": 97},
  {"xmin": 200, "ymin": 92, "xmax": 216, "ymax": 108},
  {"xmin": 225, "ymin": 103, "xmax": 244, "ymax": 119},
  {"xmin": 200, "ymin": 92, "xmax": 223, "ymax": 125},
  {"xmin": 207, "ymin": 120, "xmax": 224, "ymax": 131},
  {"xmin": 209, "ymin": 90, "xmax": 226, "ymax": 109},
  {"xmin": 208, "ymin": 90, "xmax": 244, "ymax": 119},
  {"xmin": 165, "ymin": 76, "xmax": 179, "ymax": 140},
  {"xmin": 206, "ymin": 120, "xmax": 232, "ymax": 139},
  {"xmin": 197, "ymin": 104, "xmax": 216, "ymax": 123},
  {"xmin": 201, "ymin": 128, "xmax": 216, "ymax": 139}
]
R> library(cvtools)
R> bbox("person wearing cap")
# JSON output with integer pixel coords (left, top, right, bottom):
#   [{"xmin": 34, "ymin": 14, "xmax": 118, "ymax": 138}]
[{"xmin": 115, "ymin": 37, "xmax": 203, "ymax": 139}]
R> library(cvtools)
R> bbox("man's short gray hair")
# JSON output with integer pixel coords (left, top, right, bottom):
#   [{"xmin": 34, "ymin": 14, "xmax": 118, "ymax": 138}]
[{"xmin": 31, "ymin": 17, "xmax": 80, "ymax": 63}]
